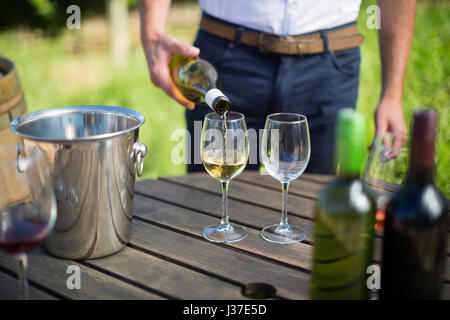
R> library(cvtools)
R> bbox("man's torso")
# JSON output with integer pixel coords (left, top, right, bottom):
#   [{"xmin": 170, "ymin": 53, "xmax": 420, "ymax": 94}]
[{"xmin": 199, "ymin": 0, "xmax": 362, "ymax": 35}]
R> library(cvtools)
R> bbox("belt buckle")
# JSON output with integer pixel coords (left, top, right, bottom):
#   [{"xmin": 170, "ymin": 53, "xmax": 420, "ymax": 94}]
[{"xmin": 258, "ymin": 32, "xmax": 283, "ymax": 53}]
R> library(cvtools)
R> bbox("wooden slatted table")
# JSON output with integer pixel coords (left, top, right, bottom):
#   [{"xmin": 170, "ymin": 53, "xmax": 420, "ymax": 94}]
[{"xmin": 0, "ymin": 171, "xmax": 449, "ymax": 300}]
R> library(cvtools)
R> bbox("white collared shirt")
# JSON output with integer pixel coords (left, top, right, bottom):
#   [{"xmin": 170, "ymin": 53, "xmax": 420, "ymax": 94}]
[{"xmin": 199, "ymin": 0, "xmax": 362, "ymax": 35}]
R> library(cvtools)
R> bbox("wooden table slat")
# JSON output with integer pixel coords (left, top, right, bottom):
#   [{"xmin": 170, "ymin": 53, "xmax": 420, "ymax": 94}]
[
  {"xmin": 294, "ymin": 173, "xmax": 334, "ymax": 185},
  {"xmin": 0, "ymin": 249, "xmax": 164, "ymax": 300},
  {"xmin": 135, "ymin": 179, "xmax": 317, "ymax": 243},
  {"xmin": 0, "ymin": 269, "xmax": 57, "ymax": 300},
  {"xmin": 86, "ymin": 246, "xmax": 247, "ymax": 300},
  {"xmin": 133, "ymin": 194, "xmax": 312, "ymax": 271},
  {"xmin": 163, "ymin": 173, "xmax": 317, "ymax": 220},
  {"xmin": 237, "ymin": 171, "xmax": 328, "ymax": 199},
  {"xmin": 130, "ymin": 219, "xmax": 311, "ymax": 299}
]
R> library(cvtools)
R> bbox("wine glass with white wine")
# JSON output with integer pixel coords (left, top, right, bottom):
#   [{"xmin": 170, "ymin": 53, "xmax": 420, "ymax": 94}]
[
  {"xmin": 260, "ymin": 113, "xmax": 310, "ymax": 244},
  {"xmin": 201, "ymin": 111, "xmax": 249, "ymax": 243}
]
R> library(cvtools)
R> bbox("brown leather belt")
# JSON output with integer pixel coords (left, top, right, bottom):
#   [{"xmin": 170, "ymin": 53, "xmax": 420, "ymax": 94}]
[{"xmin": 200, "ymin": 15, "xmax": 364, "ymax": 55}]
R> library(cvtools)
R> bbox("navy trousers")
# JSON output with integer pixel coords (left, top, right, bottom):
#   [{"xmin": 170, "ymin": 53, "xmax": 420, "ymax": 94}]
[{"xmin": 186, "ymin": 18, "xmax": 361, "ymax": 175}]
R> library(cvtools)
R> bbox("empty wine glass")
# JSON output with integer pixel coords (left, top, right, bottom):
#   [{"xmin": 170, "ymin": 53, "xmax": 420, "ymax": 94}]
[
  {"xmin": 0, "ymin": 145, "xmax": 57, "ymax": 299},
  {"xmin": 363, "ymin": 133, "xmax": 410, "ymax": 232},
  {"xmin": 201, "ymin": 112, "xmax": 249, "ymax": 243},
  {"xmin": 260, "ymin": 113, "xmax": 310, "ymax": 244}
]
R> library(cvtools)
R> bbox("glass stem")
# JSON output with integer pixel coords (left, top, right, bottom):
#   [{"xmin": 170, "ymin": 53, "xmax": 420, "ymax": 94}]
[
  {"xmin": 219, "ymin": 180, "xmax": 230, "ymax": 229},
  {"xmin": 15, "ymin": 253, "xmax": 29, "ymax": 300},
  {"xmin": 279, "ymin": 182, "xmax": 290, "ymax": 228}
]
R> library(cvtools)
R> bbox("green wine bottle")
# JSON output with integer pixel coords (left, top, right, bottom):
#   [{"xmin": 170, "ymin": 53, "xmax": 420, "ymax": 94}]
[
  {"xmin": 310, "ymin": 109, "xmax": 376, "ymax": 300},
  {"xmin": 169, "ymin": 54, "xmax": 230, "ymax": 115}
]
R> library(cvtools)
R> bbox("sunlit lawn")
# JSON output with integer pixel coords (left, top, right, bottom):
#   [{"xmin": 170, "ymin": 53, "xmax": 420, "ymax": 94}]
[{"xmin": 0, "ymin": 1, "xmax": 448, "ymax": 196}]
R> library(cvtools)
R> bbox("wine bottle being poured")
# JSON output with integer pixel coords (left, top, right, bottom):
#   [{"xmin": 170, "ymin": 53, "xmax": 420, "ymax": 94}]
[{"xmin": 169, "ymin": 54, "xmax": 230, "ymax": 115}]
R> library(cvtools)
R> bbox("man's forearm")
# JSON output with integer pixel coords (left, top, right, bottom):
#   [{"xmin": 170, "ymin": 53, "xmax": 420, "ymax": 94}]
[
  {"xmin": 139, "ymin": 0, "xmax": 171, "ymax": 40},
  {"xmin": 138, "ymin": 0, "xmax": 198, "ymax": 108},
  {"xmin": 378, "ymin": 0, "xmax": 416, "ymax": 102}
]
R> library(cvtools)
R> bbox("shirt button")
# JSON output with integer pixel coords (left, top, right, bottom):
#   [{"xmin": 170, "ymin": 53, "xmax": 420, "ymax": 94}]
[{"xmin": 290, "ymin": 0, "xmax": 297, "ymax": 5}]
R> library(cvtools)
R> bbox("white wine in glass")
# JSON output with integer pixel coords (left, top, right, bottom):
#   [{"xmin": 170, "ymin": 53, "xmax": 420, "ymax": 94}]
[{"xmin": 201, "ymin": 112, "xmax": 249, "ymax": 243}]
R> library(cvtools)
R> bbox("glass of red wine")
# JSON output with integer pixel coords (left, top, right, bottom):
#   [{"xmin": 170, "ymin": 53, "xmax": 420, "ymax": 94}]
[
  {"xmin": 363, "ymin": 133, "xmax": 410, "ymax": 232},
  {"xmin": 0, "ymin": 144, "xmax": 56, "ymax": 299}
]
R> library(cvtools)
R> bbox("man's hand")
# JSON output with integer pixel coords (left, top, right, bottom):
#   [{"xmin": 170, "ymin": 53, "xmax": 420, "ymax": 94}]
[
  {"xmin": 139, "ymin": 0, "xmax": 199, "ymax": 109},
  {"xmin": 374, "ymin": 97, "xmax": 408, "ymax": 157},
  {"xmin": 142, "ymin": 33, "xmax": 199, "ymax": 109}
]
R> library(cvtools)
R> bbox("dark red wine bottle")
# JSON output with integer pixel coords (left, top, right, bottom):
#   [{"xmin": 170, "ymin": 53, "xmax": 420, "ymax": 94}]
[{"xmin": 380, "ymin": 109, "xmax": 448, "ymax": 299}]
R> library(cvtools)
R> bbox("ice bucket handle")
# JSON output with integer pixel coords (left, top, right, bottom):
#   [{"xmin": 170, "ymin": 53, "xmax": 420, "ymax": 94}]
[
  {"xmin": 16, "ymin": 142, "xmax": 24, "ymax": 173},
  {"xmin": 133, "ymin": 142, "xmax": 147, "ymax": 177}
]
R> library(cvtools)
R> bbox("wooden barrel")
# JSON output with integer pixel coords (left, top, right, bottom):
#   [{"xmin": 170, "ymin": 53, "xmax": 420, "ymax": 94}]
[
  {"xmin": 0, "ymin": 56, "xmax": 27, "ymax": 143},
  {"xmin": 0, "ymin": 56, "xmax": 30, "ymax": 209}
]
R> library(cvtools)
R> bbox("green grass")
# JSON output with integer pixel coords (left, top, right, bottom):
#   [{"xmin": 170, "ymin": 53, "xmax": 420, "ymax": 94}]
[
  {"xmin": 0, "ymin": 1, "xmax": 448, "ymax": 196},
  {"xmin": 0, "ymin": 27, "xmax": 191, "ymax": 180}
]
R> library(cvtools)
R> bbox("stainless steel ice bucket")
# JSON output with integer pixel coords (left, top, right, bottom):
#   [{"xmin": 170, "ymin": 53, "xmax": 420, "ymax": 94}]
[{"xmin": 10, "ymin": 106, "xmax": 147, "ymax": 260}]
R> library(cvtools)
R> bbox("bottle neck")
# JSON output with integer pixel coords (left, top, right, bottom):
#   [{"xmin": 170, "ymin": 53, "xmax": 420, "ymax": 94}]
[
  {"xmin": 407, "ymin": 139, "xmax": 435, "ymax": 185},
  {"xmin": 334, "ymin": 109, "xmax": 366, "ymax": 181},
  {"xmin": 406, "ymin": 109, "xmax": 437, "ymax": 185},
  {"xmin": 337, "ymin": 170, "xmax": 360, "ymax": 180},
  {"xmin": 335, "ymin": 141, "xmax": 364, "ymax": 180},
  {"xmin": 205, "ymin": 89, "xmax": 230, "ymax": 114},
  {"xmin": 406, "ymin": 167, "xmax": 434, "ymax": 185}
]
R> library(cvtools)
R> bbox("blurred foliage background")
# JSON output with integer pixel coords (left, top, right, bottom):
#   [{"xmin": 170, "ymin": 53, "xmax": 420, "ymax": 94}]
[{"xmin": 0, "ymin": 0, "xmax": 449, "ymax": 196}]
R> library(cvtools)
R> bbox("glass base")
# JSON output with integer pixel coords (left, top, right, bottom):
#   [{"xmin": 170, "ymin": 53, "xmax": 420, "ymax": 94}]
[
  {"xmin": 202, "ymin": 224, "xmax": 248, "ymax": 244},
  {"xmin": 261, "ymin": 224, "xmax": 306, "ymax": 244}
]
